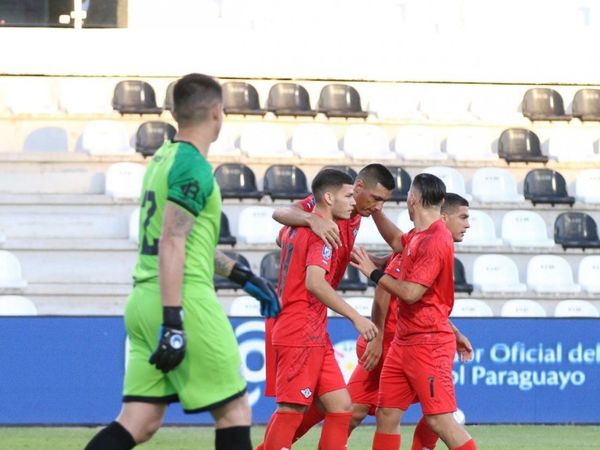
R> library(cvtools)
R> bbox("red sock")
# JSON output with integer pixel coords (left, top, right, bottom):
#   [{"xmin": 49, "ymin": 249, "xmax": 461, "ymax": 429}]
[
  {"xmin": 372, "ymin": 431, "xmax": 401, "ymax": 450},
  {"xmin": 411, "ymin": 416, "xmax": 439, "ymax": 449},
  {"xmin": 263, "ymin": 411, "xmax": 303, "ymax": 450},
  {"xmin": 317, "ymin": 412, "xmax": 352, "ymax": 450},
  {"xmin": 293, "ymin": 402, "xmax": 325, "ymax": 443},
  {"xmin": 452, "ymin": 438, "xmax": 477, "ymax": 450}
]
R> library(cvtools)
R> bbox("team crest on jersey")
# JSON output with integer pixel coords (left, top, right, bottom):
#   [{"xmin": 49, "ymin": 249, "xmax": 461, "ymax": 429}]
[
  {"xmin": 352, "ymin": 228, "xmax": 358, "ymax": 237},
  {"xmin": 322, "ymin": 245, "xmax": 333, "ymax": 260},
  {"xmin": 300, "ymin": 387, "xmax": 312, "ymax": 399}
]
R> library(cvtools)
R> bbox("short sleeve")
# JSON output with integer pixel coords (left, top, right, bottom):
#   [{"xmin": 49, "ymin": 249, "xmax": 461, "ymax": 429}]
[
  {"xmin": 384, "ymin": 253, "xmax": 403, "ymax": 280},
  {"xmin": 402, "ymin": 236, "xmax": 443, "ymax": 288},
  {"xmin": 306, "ymin": 238, "xmax": 333, "ymax": 273},
  {"xmin": 167, "ymin": 148, "xmax": 213, "ymax": 216},
  {"xmin": 298, "ymin": 194, "xmax": 316, "ymax": 213}
]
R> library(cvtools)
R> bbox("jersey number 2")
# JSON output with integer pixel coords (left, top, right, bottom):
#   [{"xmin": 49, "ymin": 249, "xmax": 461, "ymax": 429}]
[{"xmin": 141, "ymin": 190, "xmax": 158, "ymax": 255}]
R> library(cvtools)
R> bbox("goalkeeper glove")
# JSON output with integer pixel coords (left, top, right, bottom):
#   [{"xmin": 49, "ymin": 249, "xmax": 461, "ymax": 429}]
[
  {"xmin": 149, "ymin": 306, "xmax": 186, "ymax": 373},
  {"xmin": 229, "ymin": 263, "xmax": 281, "ymax": 318}
]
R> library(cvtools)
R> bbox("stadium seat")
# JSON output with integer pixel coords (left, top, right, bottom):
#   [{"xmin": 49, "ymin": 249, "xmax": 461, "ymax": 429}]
[
  {"xmin": 572, "ymin": 89, "xmax": 600, "ymax": 121},
  {"xmin": 112, "ymin": 80, "xmax": 162, "ymax": 115},
  {"xmin": 500, "ymin": 299, "xmax": 547, "ymax": 317},
  {"xmin": 239, "ymin": 123, "xmax": 292, "ymax": 158},
  {"xmin": 345, "ymin": 297, "xmax": 373, "ymax": 317},
  {"xmin": 522, "ymin": 88, "xmax": 571, "ymax": 121},
  {"xmin": 526, "ymin": 255, "xmax": 581, "ymax": 293},
  {"xmin": 81, "ymin": 120, "xmax": 133, "ymax": 155},
  {"xmin": 214, "ymin": 252, "xmax": 251, "ymax": 290},
  {"xmin": 355, "ymin": 216, "xmax": 387, "ymax": 245},
  {"xmin": 229, "ymin": 296, "xmax": 262, "ymax": 317},
  {"xmin": 163, "ymin": 80, "xmax": 176, "ymax": 111},
  {"xmin": 421, "ymin": 166, "xmax": 470, "ymax": 200},
  {"xmin": 419, "ymin": 91, "xmax": 473, "ymax": 122},
  {"xmin": 219, "ymin": 212, "xmax": 237, "ymax": 246},
  {"xmin": 4, "ymin": 79, "xmax": 57, "ymax": 115},
  {"xmin": 263, "ymin": 165, "xmax": 310, "ymax": 200},
  {"xmin": 267, "ymin": 83, "xmax": 317, "ymax": 117},
  {"xmin": 322, "ymin": 166, "xmax": 358, "ymax": 181},
  {"xmin": 210, "ymin": 124, "xmax": 240, "ymax": 157},
  {"xmin": 451, "ymin": 299, "xmax": 493, "ymax": 317},
  {"xmin": 104, "ymin": 162, "xmax": 145, "ymax": 199},
  {"xmin": 0, "ymin": 296, "xmax": 37, "ymax": 316},
  {"xmin": 498, "ymin": 128, "xmax": 548, "ymax": 164},
  {"xmin": 471, "ymin": 168, "xmax": 524, "ymax": 203},
  {"xmin": 343, "ymin": 124, "xmax": 394, "ymax": 160},
  {"xmin": 291, "ymin": 124, "xmax": 343, "ymax": 159},
  {"xmin": 135, "ymin": 121, "xmax": 176, "ymax": 158},
  {"xmin": 501, "ymin": 210, "xmax": 555, "ymax": 248},
  {"xmin": 318, "ymin": 84, "xmax": 368, "ymax": 119},
  {"xmin": 214, "ymin": 163, "xmax": 263, "ymax": 200},
  {"xmin": 472, "ymin": 254, "xmax": 527, "ymax": 293},
  {"xmin": 578, "ymin": 256, "xmax": 600, "ymax": 293},
  {"xmin": 368, "ymin": 90, "xmax": 421, "ymax": 120},
  {"xmin": 338, "ymin": 266, "xmax": 368, "ymax": 292},
  {"xmin": 0, "ymin": 251, "xmax": 27, "ymax": 289},
  {"xmin": 222, "ymin": 81, "xmax": 266, "ymax": 116},
  {"xmin": 554, "ymin": 300, "xmax": 599, "ymax": 318},
  {"xmin": 444, "ymin": 129, "xmax": 497, "ymax": 161},
  {"xmin": 456, "ymin": 210, "xmax": 502, "ymax": 247},
  {"xmin": 260, "ymin": 251, "xmax": 280, "ymax": 285},
  {"xmin": 554, "ymin": 212, "xmax": 600, "ymax": 250},
  {"xmin": 575, "ymin": 169, "xmax": 600, "ymax": 203},
  {"xmin": 394, "ymin": 127, "xmax": 446, "ymax": 161},
  {"xmin": 60, "ymin": 80, "xmax": 113, "ymax": 114},
  {"xmin": 470, "ymin": 94, "xmax": 526, "ymax": 124},
  {"xmin": 454, "ymin": 257, "xmax": 474, "ymax": 294},
  {"xmin": 129, "ymin": 207, "xmax": 140, "ymax": 244},
  {"xmin": 396, "ymin": 209, "xmax": 413, "ymax": 233},
  {"xmin": 237, "ymin": 207, "xmax": 280, "ymax": 244},
  {"xmin": 387, "ymin": 166, "xmax": 412, "ymax": 203},
  {"xmin": 546, "ymin": 130, "xmax": 598, "ymax": 162},
  {"xmin": 523, "ymin": 169, "xmax": 575, "ymax": 206}
]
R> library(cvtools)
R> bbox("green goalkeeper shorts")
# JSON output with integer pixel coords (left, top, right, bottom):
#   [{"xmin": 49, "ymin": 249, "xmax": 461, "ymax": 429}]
[{"xmin": 122, "ymin": 282, "xmax": 247, "ymax": 413}]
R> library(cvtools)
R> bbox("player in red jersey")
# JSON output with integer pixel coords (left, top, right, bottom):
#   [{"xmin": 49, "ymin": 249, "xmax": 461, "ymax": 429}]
[
  {"xmin": 262, "ymin": 169, "xmax": 379, "ymax": 450},
  {"xmin": 348, "ymin": 192, "xmax": 473, "ymax": 450},
  {"xmin": 352, "ymin": 174, "xmax": 477, "ymax": 450}
]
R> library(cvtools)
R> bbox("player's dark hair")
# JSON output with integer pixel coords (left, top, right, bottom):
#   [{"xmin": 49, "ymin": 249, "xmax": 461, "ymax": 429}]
[
  {"xmin": 411, "ymin": 173, "xmax": 446, "ymax": 208},
  {"xmin": 356, "ymin": 164, "xmax": 396, "ymax": 191},
  {"xmin": 312, "ymin": 169, "xmax": 355, "ymax": 202},
  {"xmin": 441, "ymin": 192, "xmax": 469, "ymax": 213},
  {"xmin": 173, "ymin": 73, "xmax": 222, "ymax": 127}
]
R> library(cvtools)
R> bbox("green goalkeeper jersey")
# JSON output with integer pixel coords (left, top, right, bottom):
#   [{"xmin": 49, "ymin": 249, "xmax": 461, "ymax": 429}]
[{"xmin": 133, "ymin": 140, "xmax": 220, "ymax": 289}]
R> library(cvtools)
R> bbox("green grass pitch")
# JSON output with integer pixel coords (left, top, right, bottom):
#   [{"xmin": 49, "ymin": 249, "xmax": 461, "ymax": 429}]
[{"xmin": 0, "ymin": 424, "xmax": 599, "ymax": 449}]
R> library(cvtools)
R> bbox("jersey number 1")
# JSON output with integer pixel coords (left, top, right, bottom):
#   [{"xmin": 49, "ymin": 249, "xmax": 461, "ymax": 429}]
[{"xmin": 141, "ymin": 190, "xmax": 158, "ymax": 255}]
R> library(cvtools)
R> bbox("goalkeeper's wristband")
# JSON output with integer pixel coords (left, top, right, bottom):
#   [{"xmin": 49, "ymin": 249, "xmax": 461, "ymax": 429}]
[
  {"xmin": 228, "ymin": 262, "xmax": 254, "ymax": 286},
  {"xmin": 163, "ymin": 306, "xmax": 183, "ymax": 329},
  {"xmin": 369, "ymin": 269, "xmax": 385, "ymax": 285}
]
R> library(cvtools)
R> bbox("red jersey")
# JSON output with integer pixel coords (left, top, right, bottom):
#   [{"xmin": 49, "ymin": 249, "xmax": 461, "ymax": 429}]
[
  {"xmin": 299, "ymin": 194, "xmax": 361, "ymax": 289},
  {"xmin": 272, "ymin": 225, "xmax": 344, "ymax": 347},
  {"xmin": 385, "ymin": 219, "xmax": 455, "ymax": 346}
]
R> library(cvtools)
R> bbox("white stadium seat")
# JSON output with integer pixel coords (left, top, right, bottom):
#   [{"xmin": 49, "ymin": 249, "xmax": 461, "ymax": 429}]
[
  {"xmin": 457, "ymin": 210, "xmax": 502, "ymax": 247},
  {"xmin": 343, "ymin": 124, "xmax": 394, "ymax": 160},
  {"xmin": 575, "ymin": 169, "xmax": 600, "ymax": 204},
  {"xmin": 105, "ymin": 162, "xmax": 146, "ymax": 199},
  {"xmin": 82, "ymin": 120, "xmax": 133, "ymax": 155},
  {"xmin": 501, "ymin": 210, "xmax": 555, "ymax": 248},
  {"xmin": 469, "ymin": 94, "xmax": 528, "ymax": 124},
  {"xmin": 129, "ymin": 207, "xmax": 140, "ymax": 244},
  {"xmin": 527, "ymin": 255, "xmax": 581, "ymax": 293},
  {"xmin": 396, "ymin": 209, "xmax": 413, "ymax": 234},
  {"xmin": 419, "ymin": 91, "xmax": 472, "ymax": 122},
  {"xmin": 237, "ymin": 206, "xmax": 280, "ymax": 244},
  {"xmin": 368, "ymin": 90, "xmax": 421, "ymax": 120},
  {"xmin": 471, "ymin": 168, "xmax": 524, "ymax": 203},
  {"xmin": 229, "ymin": 296, "xmax": 261, "ymax": 317},
  {"xmin": 60, "ymin": 80, "xmax": 113, "ymax": 114},
  {"xmin": 4, "ymin": 79, "xmax": 57, "ymax": 114},
  {"xmin": 0, "ymin": 251, "xmax": 27, "ymax": 289},
  {"xmin": 292, "ymin": 124, "xmax": 342, "ymax": 159},
  {"xmin": 500, "ymin": 299, "xmax": 547, "ymax": 317},
  {"xmin": 445, "ymin": 130, "xmax": 497, "ymax": 161},
  {"xmin": 239, "ymin": 123, "xmax": 292, "ymax": 158},
  {"xmin": 554, "ymin": 300, "xmax": 599, "ymax": 318},
  {"xmin": 355, "ymin": 216, "xmax": 387, "ymax": 246},
  {"xmin": 451, "ymin": 299, "xmax": 494, "ymax": 317},
  {"xmin": 210, "ymin": 124, "xmax": 240, "ymax": 157},
  {"xmin": 0, "ymin": 296, "xmax": 37, "ymax": 316},
  {"xmin": 472, "ymin": 254, "xmax": 527, "ymax": 293},
  {"xmin": 578, "ymin": 256, "xmax": 600, "ymax": 293},
  {"xmin": 546, "ymin": 130, "xmax": 599, "ymax": 162},
  {"xmin": 422, "ymin": 166, "xmax": 471, "ymax": 200},
  {"xmin": 345, "ymin": 296, "xmax": 373, "ymax": 317},
  {"xmin": 394, "ymin": 127, "xmax": 446, "ymax": 160}
]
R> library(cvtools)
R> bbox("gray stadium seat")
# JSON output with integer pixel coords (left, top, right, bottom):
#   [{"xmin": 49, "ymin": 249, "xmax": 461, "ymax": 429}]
[
  {"xmin": 112, "ymin": 80, "xmax": 162, "ymax": 115},
  {"xmin": 522, "ymin": 88, "xmax": 571, "ymax": 121},
  {"xmin": 267, "ymin": 83, "xmax": 317, "ymax": 117},
  {"xmin": 135, "ymin": 121, "xmax": 176, "ymax": 158},
  {"xmin": 498, "ymin": 128, "xmax": 548, "ymax": 164},
  {"xmin": 318, "ymin": 84, "xmax": 368, "ymax": 119}
]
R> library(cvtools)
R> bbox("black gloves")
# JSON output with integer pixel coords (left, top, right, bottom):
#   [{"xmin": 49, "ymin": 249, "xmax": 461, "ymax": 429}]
[
  {"xmin": 149, "ymin": 306, "xmax": 186, "ymax": 373},
  {"xmin": 228, "ymin": 263, "xmax": 281, "ymax": 318}
]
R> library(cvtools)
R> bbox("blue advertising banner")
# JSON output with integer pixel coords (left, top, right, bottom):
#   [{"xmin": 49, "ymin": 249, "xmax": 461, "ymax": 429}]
[{"xmin": 0, "ymin": 317, "xmax": 598, "ymax": 424}]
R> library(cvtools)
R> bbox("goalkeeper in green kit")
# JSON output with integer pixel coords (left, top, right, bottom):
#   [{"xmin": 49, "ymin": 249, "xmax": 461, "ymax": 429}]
[{"xmin": 84, "ymin": 74, "xmax": 280, "ymax": 450}]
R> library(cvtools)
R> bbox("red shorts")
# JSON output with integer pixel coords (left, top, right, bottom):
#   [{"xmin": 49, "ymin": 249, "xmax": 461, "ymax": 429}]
[
  {"xmin": 378, "ymin": 341, "xmax": 456, "ymax": 415},
  {"xmin": 265, "ymin": 318, "xmax": 276, "ymax": 397},
  {"xmin": 346, "ymin": 336, "xmax": 392, "ymax": 416},
  {"xmin": 272, "ymin": 343, "xmax": 346, "ymax": 405}
]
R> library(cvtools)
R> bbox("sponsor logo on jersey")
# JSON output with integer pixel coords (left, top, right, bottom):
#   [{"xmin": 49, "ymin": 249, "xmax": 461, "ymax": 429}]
[
  {"xmin": 181, "ymin": 180, "xmax": 200, "ymax": 200},
  {"xmin": 300, "ymin": 387, "xmax": 312, "ymax": 399}
]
